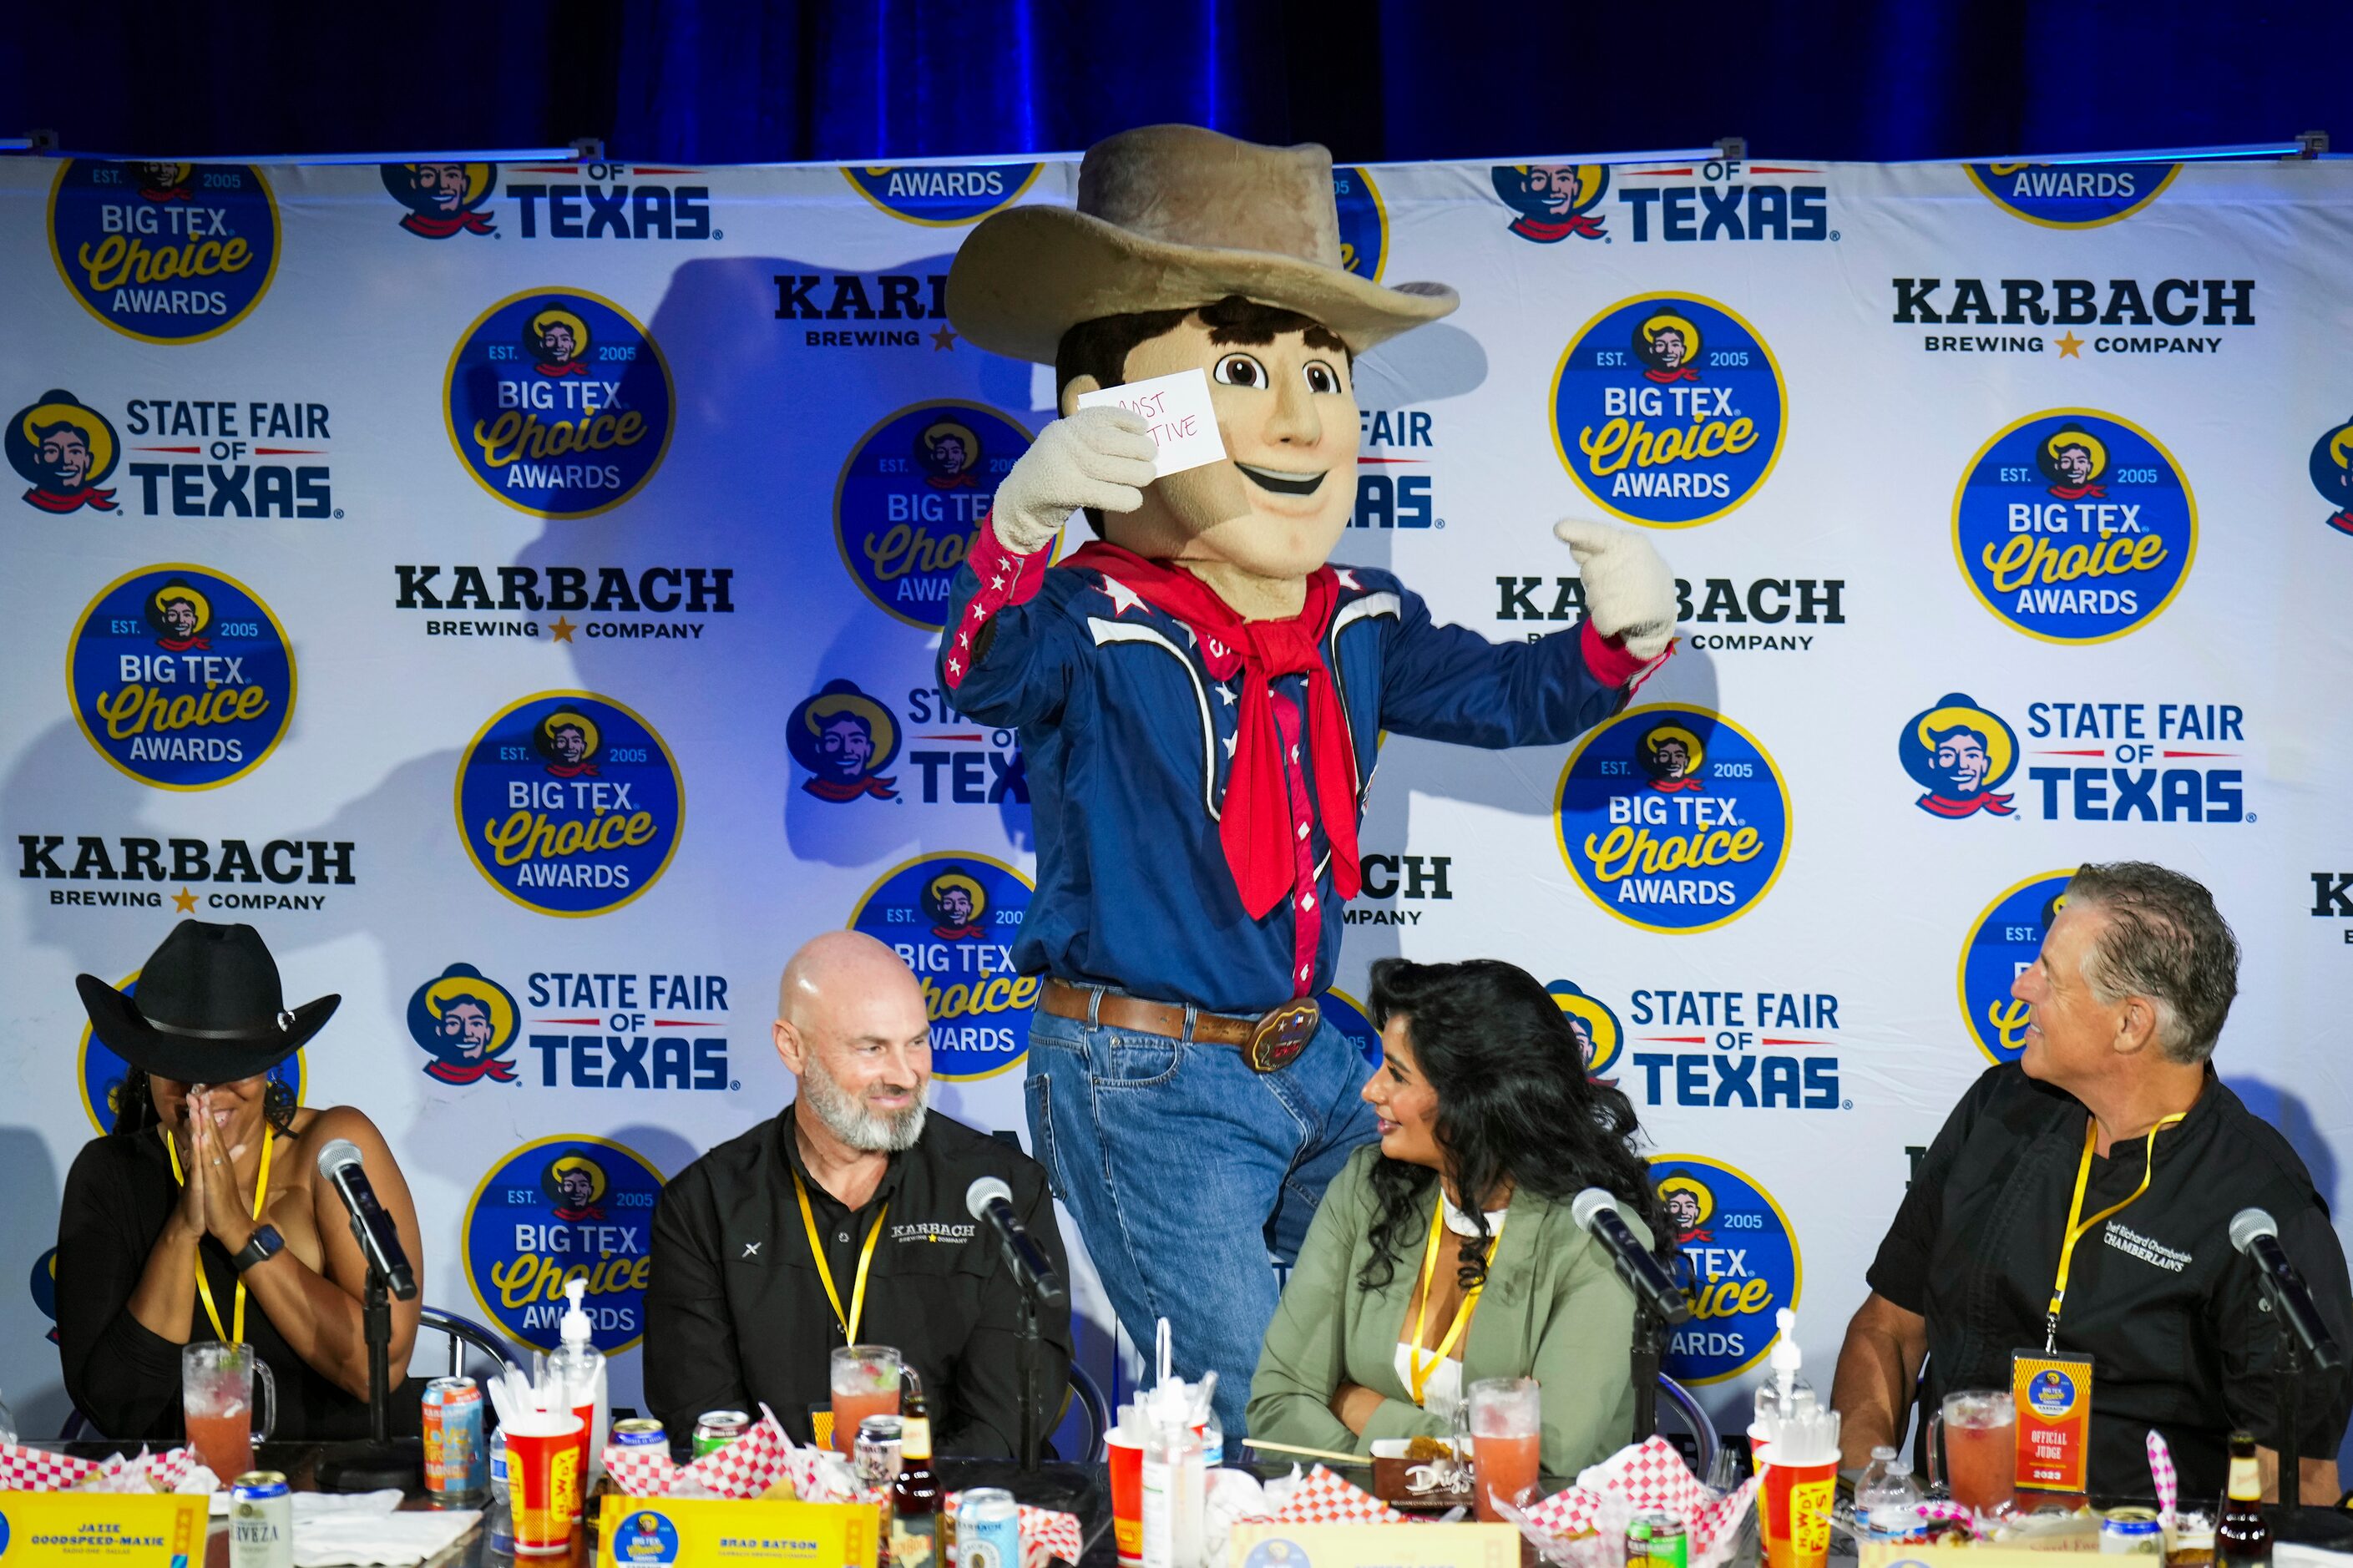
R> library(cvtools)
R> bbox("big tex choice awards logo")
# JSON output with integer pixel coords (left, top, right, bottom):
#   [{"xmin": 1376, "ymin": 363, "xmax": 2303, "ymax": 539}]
[
  {"xmin": 1333, "ymin": 167, "xmax": 1388, "ymax": 280},
  {"xmin": 445, "ymin": 289, "xmax": 675, "ymax": 518},
  {"xmin": 1958, "ymin": 870, "xmax": 2073, "ymax": 1065},
  {"xmin": 1953, "ymin": 411, "xmax": 2195, "ymax": 643},
  {"xmin": 8, "ymin": 389, "xmax": 119, "ymax": 513},
  {"xmin": 455, "ymin": 693, "xmax": 685, "ymax": 916},
  {"xmin": 849, "ymin": 853, "xmax": 1037, "ymax": 1080},
  {"xmin": 837, "ymin": 402, "xmax": 1036, "ymax": 630},
  {"xmin": 1555, "ymin": 706, "xmax": 1792, "ymax": 933},
  {"xmin": 465, "ymin": 1136, "xmax": 663, "ymax": 1353},
  {"xmin": 1966, "ymin": 162, "xmax": 2178, "ymax": 229},
  {"xmin": 78, "ymin": 973, "xmax": 303, "ymax": 1134},
  {"xmin": 48, "ymin": 161, "xmax": 280, "ymax": 342},
  {"xmin": 844, "ymin": 163, "xmax": 1043, "ymax": 225},
  {"xmin": 1649, "ymin": 1156, "xmax": 1800, "ymax": 1383},
  {"xmin": 68, "ymin": 565, "xmax": 296, "ymax": 790},
  {"xmin": 1551, "ymin": 294, "xmax": 1786, "ymax": 526}
]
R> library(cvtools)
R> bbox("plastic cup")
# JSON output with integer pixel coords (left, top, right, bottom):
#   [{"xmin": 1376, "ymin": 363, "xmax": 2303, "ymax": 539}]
[
  {"xmin": 1759, "ymin": 1444, "xmax": 1838, "ymax": 1568},
  {"xmin": 505, "ymin": 1408, "xmax": 586, "ymax": 1555},
  {"xmin": 1107, "ymin": 1408, "xmax": 1143, "ymax": 1564},
  {"xmin": 829, "ymin": 1344, "xmax": 903, "ymax": 1455},
  {"xmin": 1463, "ymin": 1376, "xmax": 1541, "ymax": 1524},
  {"xmin": 1927, "ymin": 1389, "xmax": 2017, "ymax": 1515},
  {"xmin": 181, "ymin": 1342, "xmax": 273, "ymax": 1483}
]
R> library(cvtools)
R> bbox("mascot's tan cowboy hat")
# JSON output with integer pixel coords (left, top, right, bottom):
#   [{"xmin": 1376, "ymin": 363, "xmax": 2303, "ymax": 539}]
[
  {"xmin": 77, "ymin": 920, "xmax": 338, "ymax": 1084},
  {"xmin": 947, "ymin": 124, "xmax": 1458, "ymax": 365}
]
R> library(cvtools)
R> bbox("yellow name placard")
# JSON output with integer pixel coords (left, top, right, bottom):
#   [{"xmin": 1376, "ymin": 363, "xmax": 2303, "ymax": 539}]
[
  {"xmin": 0, "ymin": 1493, "xmax": 210, "ymax": 1565},
  {"xmin": 602, "ymin": 1497, "xmax": 878, "ymax": 1567},
  {"xmin": 1228, "ymin": 1521, "xmax": 1522, "ymax": 1568}
]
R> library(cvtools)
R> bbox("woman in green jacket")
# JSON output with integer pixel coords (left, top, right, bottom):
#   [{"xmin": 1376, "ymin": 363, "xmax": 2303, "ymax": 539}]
[{"xmin": 1247, "ymin": 957, "xmax": 1671, "ymax": 1484}]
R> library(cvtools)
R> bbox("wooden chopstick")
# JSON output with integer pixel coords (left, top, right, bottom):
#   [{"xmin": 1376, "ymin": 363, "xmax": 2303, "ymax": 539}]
[{"xmin": 1241, "ymin": 1437, "xmax": 1374, "ymax": 1467}]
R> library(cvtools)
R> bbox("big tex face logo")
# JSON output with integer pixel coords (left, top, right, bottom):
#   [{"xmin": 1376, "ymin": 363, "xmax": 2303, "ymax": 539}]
[
  {"xmin": 2310, "ymin": 417, "xmax": 2353, "ymax": 538},
  {"xmin": 1548, "ymin": 981, "xmax": 1623, "ymax": 1080},
  {"xmin": 1957, "ymin": 870, "xmax": 2074, "ymax": 1065},
  {"xmin": 1333, "ymin": 167, "xmax": 1389, "ymax": 280},
  {"xmin": 445, "ymin": 289, "xmax": 675, "ymax": 518},
  {"xmin": 1903, "ymin": 691, "xmax": 2246, "ymax": 824},
  {"xmin": 1491, "ymin": 164, "xmax": 1609, "ymax": 243},
  {"xmin": 836, "ymin": 402, "xmax": 1036, "ymax": 630},
  {"xmin": 48, "ymin": 161, "xmax": 280, "ymax": 343},
  {"xmin": 1648, "ymin": 1156, "xmax": 1800, "ymax": 1383},
  {"xmin": 381, "ymin": 162, "xmax": 497, "ymax": 236},
  {"xmin": 412, "ymin": 962, "xmax": 733, "ymax": 1091},
  {"xmin": 78, "ymin": 974, "xmax": 303, "ymax": 1134},
  {"xmin": 844, "ymin": 163, "xmax": 1042, "ymax": 225},
  {"xmin": 1551, "ymin": 294, "xmax": 1787, "ymax": 526},
  {"xmin": 1556, "ymin": 706, "xmax": 1791, "ymax": 933},
  {"xmin": 791, "ymin": 679, "xmax": 1028, "ymax": 807},
  {"xmin": 409, "ymin": 963, "xmax": 524, "ymax": 1085},
  {"xmin": 850, "ymin": 852, "xmax": 1036, "ymax": 1080},
  {"xmin": 455, "ymin": 692, "xmax": 685, "ymax": 917},
  {"xmin": 68, "ymin": 565, "xmax": 296, "ymax": 791},
  {"xmin": 1966, "ymin": 162, "xmax": 2178, "ymax": 229},
  {"xmin": 465, "ymin": 1135, "xmax": 663, "ymax": 1353},
  {"xmin": 1952, "ymin": 410, "xmax": 2196, "ymax": 644},
  {"xmin": 1899, "ymin": 694, "xmax": 2020, "ymax": 818},
  {"xmin": 8, "ymin": 390, "xmax": 119, "ymax": 513}
]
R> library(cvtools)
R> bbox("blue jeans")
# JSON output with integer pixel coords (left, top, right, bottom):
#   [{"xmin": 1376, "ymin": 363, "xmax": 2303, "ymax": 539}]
[{"xmin": 1024, "ymin": 1003, "xmax": 1380, "ymax": 1443}]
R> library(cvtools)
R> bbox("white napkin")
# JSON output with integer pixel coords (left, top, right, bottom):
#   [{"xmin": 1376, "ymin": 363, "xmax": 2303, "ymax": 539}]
[{"xmin": 291, "ymin": 1500, "xmax": 481, "ymax": 1567}]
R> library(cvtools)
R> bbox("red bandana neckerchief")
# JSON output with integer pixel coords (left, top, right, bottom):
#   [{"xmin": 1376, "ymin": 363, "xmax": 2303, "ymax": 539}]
[
  {"xmin": 1508, "ymin": 214, "xmax": 1604, "ymax": 242},
  {"xmin": 544, "ymin": 762, "xmax": 600, "ymax": 779},
  {"xmin": 1643, "ymin": 366, "xmax": 1700, "ymax": 384},
  {"xmin": 536, "ymin": 360, "xmax": 590, "ymax": 377},
  {"xmin": 2046, "ymin": 483, "xmax": 2108, "ymax": 501},
  {"xmin": 401, "ymin": 210, "xmax": 494, "ymax": 238},
  {"xmin": 1065, "ymin": 542, "xmax": 1359, "ymax": 920}
]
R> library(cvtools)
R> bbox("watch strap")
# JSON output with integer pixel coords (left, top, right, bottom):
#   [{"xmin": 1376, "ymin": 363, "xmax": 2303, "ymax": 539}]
[{"xmin": 232, "ymin": 1222, "xmax": 283, "ymax": 1272}]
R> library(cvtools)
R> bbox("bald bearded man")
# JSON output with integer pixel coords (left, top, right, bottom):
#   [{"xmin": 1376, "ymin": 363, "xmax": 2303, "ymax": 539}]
[{"xmin": 645, "ymin": 932, "xmax": 1071, "ymax": 1454}]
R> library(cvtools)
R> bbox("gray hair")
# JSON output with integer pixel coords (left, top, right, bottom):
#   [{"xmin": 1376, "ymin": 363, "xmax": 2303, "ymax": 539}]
[{"xmin": 2063, "ymin": 862, "xmax": 2239, "ymax": 1064}]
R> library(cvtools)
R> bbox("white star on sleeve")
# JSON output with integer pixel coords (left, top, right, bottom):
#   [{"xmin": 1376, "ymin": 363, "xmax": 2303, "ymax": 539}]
[{"xmin": 1098, "ymin": 574, "xmax": 1145, "ymax": 616}]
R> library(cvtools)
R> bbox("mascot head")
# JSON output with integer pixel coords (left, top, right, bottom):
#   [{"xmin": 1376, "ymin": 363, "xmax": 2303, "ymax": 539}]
[{"xmin": 947, "ymin": 125, "xmax": 1458, "ymax": 582}]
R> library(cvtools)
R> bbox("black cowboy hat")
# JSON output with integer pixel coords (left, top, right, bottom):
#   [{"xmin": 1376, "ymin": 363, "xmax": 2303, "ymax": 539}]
[{"xmin": 75, "ymin": 921, "xmax": 338, "ymax": 1084}]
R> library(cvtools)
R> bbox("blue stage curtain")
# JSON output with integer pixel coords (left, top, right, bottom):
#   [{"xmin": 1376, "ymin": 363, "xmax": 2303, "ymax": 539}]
[{"xmin": 0, "ymin": 0, "xmax": 2340, "ymax": 166}]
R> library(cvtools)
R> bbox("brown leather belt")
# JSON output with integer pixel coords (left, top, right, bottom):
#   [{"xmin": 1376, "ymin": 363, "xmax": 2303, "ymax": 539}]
[{"xmin": 1040, "ymin": 979, "xmax": 1321, "ymax": 1073}]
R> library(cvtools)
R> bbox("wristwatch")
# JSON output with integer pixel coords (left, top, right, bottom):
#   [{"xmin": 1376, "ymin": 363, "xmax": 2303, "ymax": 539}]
[{"xmin": 231, "ymin": 1223, "xmax": 284, "ymax": 1272}]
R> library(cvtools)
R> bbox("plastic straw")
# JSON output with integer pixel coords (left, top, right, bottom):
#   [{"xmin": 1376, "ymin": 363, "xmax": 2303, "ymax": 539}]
[{"xmin": 2146, "ymin": 1429, "xmax": 2178, "ymax": 1523}]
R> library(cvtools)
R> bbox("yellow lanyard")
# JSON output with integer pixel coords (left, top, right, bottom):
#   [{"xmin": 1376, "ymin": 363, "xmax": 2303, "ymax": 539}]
[
  {"xmin": 162, "ymin": 1123, "xmax": 274, "ymax": 1346},
  {"xmin": 1407, "ymin": 1197, "xmax": 1505, "ymax": 1407},
  {"xmin": 2045, "ymin": 1111, "xmax": 2184, "ymax": 1350},
  {"xmin": 791, "ymin": 1166, "xmax": 888, "ymax": 1343}
]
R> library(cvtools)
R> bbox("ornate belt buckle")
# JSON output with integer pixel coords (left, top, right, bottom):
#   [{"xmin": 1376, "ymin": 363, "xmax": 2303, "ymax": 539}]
[{"xmin": 1244, "ymin": 998, "xmax": 1320, "ymax": 1073}]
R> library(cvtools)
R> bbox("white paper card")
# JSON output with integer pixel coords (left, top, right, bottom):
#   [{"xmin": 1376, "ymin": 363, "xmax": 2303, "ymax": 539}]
[{"xmin": 1075, "ymin": 367, "xmax": 1227, "ymax": 478}]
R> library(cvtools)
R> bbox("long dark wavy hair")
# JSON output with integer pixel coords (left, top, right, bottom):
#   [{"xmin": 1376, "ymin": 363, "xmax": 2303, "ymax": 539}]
[
  {"xmin": 112, "ymin": 1067, "xmax": 299, "ymax": 1141},
  {"xmin": 1359, "ymin": 957, "xmax": 1670, "ymax": 1292}
]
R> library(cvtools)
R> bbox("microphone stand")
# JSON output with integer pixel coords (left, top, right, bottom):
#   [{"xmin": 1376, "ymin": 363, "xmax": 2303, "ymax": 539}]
[
  {"xmin": 316, "ymin": 1250, "xmax": 422, "ymax": 1493},
  {"xmin": 1631, "ymin": 1298, "xmax": 1664, "ymax": 1444},
  {"xmin": 1016, "ymin": 1272, "xmax": 1043, "ymax": 1472},
  {"xmin": 2268, "ymin": 1277, "xmax": 2305, "ymax": 1511}
]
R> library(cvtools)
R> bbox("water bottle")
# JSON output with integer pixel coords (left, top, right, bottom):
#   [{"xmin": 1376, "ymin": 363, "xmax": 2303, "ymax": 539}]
[
  {"xmin": 1856, "ymin": 1445, "xmax": 1923, "ymax": 1542},
  {"xmin": 486, "ymin": 1426, "xmax": 514, "ymax": 1555}
]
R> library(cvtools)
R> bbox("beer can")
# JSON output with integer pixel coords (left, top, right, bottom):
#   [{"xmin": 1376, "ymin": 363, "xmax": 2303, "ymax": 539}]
[
  {"xmin": 694, "ymin": 1409, "xmax": 752, "ymax": 1459},
  {"xmin": 1627, "ymin": 1509, "xmax": 1690, "ymax": 1568},
  {"xmin": 958, "ymin": 1487, "xmax": 1021, "ymax": 1568},
  {"xmin": 855, "ymin": 1414, "xmax": 904, "ymax": 1490},
  {"xmin": 423, "ymin": 1375, "xmax": 488, "ymax": 1502},
  {"xmin": 230, "ymin": 1471, "xmax": 293, "ymax": 1568},
  {"xmin": 2103, "ymin": 1507, "xmax": 2166, "ymax": 1555},
  {"xmin": 613, "ymin": 1416, "xmax": 668, "ymax": 1449}
]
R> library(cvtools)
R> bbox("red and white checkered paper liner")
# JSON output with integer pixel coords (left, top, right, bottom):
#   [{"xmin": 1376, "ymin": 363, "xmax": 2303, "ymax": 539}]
[
  {"xmin": 1269, "ymin": 1464, "xmax": 1407, "ymax": 1526},
  {"xmin": 0, "ymin": 1442, "xmax": 196, "ymax": 1493},
  {"xmin": 602, "ymin": 1411, "xmax": 796, "ymax": 1500},
  {"xmin": 1523, "ymin": 1437, "xmax": 1758, "ymax": 1557}
]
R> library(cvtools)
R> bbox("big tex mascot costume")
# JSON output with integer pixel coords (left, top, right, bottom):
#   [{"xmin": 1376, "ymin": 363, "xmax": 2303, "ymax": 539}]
[{"xmin": 940, "ymin": 125, "xmax": 1680, "ymax": 1436}]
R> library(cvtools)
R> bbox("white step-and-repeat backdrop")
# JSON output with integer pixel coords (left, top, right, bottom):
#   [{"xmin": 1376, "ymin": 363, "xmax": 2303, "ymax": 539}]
[{"xmin": 3, "ymin": 148, "xmax": 2348, "ymax": 1454}]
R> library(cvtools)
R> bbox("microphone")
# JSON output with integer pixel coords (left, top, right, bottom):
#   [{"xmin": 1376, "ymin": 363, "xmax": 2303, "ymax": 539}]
[
  {"xmin": 1571, "ymin": 1188, "xmax": 1693, "ymax": 1325},
  {"xmin": 966, "ymin": 1176, "xmax": 1065, "ymax": 1303},
  {"xmin": 2229, "ymin": 1208, "xmax": 2344, "ymax": 1370},
  {"xmin": 317, "ymin": 1139, "xmax": 418, "ymax": 1301}
]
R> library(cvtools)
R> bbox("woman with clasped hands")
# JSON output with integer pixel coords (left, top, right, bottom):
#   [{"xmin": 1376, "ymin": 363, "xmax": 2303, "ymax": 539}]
[
  {"xmin": 57, "ymin": 921, "xmax": 426, "ymax": 1440},
  {"xmin": 1247, "ymin": 957, "xmax": 1668, "ymax": 1479}
]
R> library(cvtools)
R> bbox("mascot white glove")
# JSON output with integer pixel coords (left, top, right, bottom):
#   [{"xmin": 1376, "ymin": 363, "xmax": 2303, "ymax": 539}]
[
  {"xmin": 989, "ymin": 406, "xmax": 1159, "ymax": 555},
  {"xmin": 1553, "ymin": 518, "xmax": 1678, "ymax": 661}
]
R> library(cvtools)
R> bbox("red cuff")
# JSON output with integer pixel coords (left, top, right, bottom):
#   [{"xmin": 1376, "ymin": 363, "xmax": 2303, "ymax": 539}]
[
  {"xmin": 944, "ymin": 514, "xmax": 1051, "ymax": 690},
  {"xmin": 1579, "ymin": 618, "xmax": 1674, "ymax": 689}
]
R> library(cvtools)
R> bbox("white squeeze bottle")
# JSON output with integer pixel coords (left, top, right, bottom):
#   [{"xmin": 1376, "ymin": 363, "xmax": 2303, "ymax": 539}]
[{"xmin": 546, "ymin": 1278, "xmax": 610, "ymax": 1489}]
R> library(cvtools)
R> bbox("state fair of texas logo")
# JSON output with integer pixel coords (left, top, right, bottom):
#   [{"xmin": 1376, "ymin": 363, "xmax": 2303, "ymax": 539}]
[
  {"xmin": 1555, "ymin": 706, "xmax": 1792, "ymax": 933},
  {"xmin": 1649, "ymin": 1154, "xmax": 1801, "ymax": 1383},
  {"xmin": 408, "ymin": 963, "xmax": 523, "ymax": 1085},
  {"xmin": 1333, "ymin": 167, "xmax": 1389, "ymax": 281},
  {"xmin": 1957, "ymin": 869, "xmax": 2075, "ymax": 1065},
  {"xmin": 1965, "ymin": 162, "xmax": 2178, "ymax": 229},
  {"xmin": 454, "ymin": 692, "xmax": 686, "ymax": 917},
  {"xmin": 8, "ymin": 389, "xmax": 120, "ymax": 513},
  {"xmin": 68, "ymin": 564, "xmax": 296, "ymax": 790},
  {"xmin": 78, "ymin": 974, "xmax": 304, "ymax": 1135},
  {"xmin": 1896, "ymin": 693, "xmax": 2020, "ymax": 818},
  {"xmin": 2310, "ymin": 416, "xmax": 2353, "ymax": 538},
  {"xmin": 444, "ymin": 288, "xmax": 675, "ymax": 518},
  {"xmin": 463, "ymin": 1135, "xmax": 663, "ymax": 1353},
  {"xmin": 48, "ymin": 160, "xmax": 281, "ymax": 343},
  {"xmin": 835, "ymin": 402, "xmax": 1036, "ymax": 630},
  {"xmin": 1951, "ymin": 409, "xmax": 2195, "ymax": 644},
  {"xmin": 1551, "ymin": 293, "xmax": 1786, "ymax": 526},
  {"xmin": 848, "ymin": 852, "xmax": 1036, "ymax": 1080},
  {"xmin": 844, "ymin": 164, "xmax": 1043, "ymax": 225}
]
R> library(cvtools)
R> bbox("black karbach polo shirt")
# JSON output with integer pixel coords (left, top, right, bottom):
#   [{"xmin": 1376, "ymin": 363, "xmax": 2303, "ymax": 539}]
[
  {"xmin": 1870, "ymin": 1063, "xmax": 2353, "ymax": 1499},
  {"xmin": 643, "ymin": 1105, "xmax": 1072, "ymax": 1457}
]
